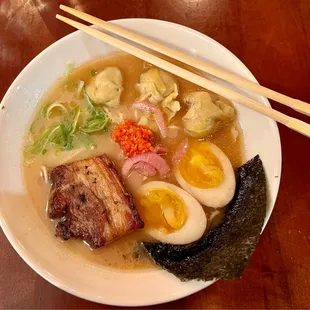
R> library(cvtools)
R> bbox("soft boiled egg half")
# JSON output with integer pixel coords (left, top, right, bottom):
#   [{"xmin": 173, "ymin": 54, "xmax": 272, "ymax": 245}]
[
  {"xmin": 135, "ymin": 181, "xmax": 207, "ymax": 244},
  {"xmin": 175, "ymin": 140, "xmax": 236, "ymax": 208}
]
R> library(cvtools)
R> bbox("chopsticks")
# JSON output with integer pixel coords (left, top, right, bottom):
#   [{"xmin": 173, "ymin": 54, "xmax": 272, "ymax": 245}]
[
  {"xmin": 56, "ymin": 10, "xmax": 310, "ymax": 139},
  {"xmin": 59, "ymin": 4, "xmax": 310, "ymax": 118}
]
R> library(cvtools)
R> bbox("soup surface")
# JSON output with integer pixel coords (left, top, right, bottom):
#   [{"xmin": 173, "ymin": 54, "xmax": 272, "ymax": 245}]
[{"xmin": 23, "ymin": 53, "xmax": 244, "ymax": 270}]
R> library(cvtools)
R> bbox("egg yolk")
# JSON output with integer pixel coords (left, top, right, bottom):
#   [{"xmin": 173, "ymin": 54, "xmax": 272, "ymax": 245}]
[
  {"xmin": 178, "ymin": 140, "xmax": 224, "ymax": 189},
  {"xmin": 136, "ymin": 188, "xmax": 187, "ymax": 233}
]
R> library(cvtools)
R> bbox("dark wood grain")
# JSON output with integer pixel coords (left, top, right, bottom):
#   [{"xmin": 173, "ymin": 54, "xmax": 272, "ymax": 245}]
[{"xmin": 0, "ymin": 0, "xmax": 310, "ymax": 308}]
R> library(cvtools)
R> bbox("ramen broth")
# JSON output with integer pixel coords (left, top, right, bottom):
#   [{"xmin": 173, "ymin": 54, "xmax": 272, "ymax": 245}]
[{"xmin": 23, "ymin": 53, "xmax": 244, "ymax": 270}]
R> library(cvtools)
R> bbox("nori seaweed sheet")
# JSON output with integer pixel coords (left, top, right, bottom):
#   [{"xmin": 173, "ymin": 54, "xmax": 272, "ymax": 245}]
[{"xmin": 142, "ymin": 155, "xmax": 267, "ymax": 281}]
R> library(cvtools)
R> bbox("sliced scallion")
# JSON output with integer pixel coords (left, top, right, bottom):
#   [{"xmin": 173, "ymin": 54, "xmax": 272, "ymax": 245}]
[
  {"xmin": 81, "ymin": 110, "xmax": 109, "ymax": 133},
  {"xmin": 81, "ymin": 89, "xmax": 109, "ymax": 133},
  {"xmin": 76, "ymin": 80, "xmax": 85, "ymax": 98},
  {"xmin": 26, "ymin": 125, "xmax": 61, "ymax": 155},
  {"xmin": 91, "ymin": 69, "xmax": 98, "ymax": 76}
]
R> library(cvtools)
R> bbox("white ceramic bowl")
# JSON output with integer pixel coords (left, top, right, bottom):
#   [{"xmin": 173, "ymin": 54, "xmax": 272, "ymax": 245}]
[{"xmin": 0, "ymin": 19, "xmax": 281, "ymax": 306}]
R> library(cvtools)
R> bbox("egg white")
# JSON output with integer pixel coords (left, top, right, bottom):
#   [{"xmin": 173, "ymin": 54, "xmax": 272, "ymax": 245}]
[
  {"xmin": 175, "ymin": 142, "xmax": 236, "ymax": 208},
  {"xmin": 137, "ymin": 181, "xmax": 207, "ymax": 244}
]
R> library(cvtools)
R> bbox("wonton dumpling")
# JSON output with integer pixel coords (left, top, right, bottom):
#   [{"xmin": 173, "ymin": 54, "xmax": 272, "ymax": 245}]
[
  {"xmin": 182, "ymin": 92, "xmax": 235, "ymax": 138},
  {"xmin": 139, "ymin": 68, "xmax": 176, "ymax": 103},
  {"xmin": 161, "ymin": 84, "xmax": 181, "ymax": 122},
  {"xmin": 138, "ymin": 68, "xmax": 180, "ymax": 127},
  {"xmin": 86, "ymin": 67, "xmax": 123, "ymax": 107}
]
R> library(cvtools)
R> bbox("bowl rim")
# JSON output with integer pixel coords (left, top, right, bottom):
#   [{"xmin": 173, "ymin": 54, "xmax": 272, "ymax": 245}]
[{"xmin": 0, "ymin": 18, "xmax": 282, "ymax": 306}]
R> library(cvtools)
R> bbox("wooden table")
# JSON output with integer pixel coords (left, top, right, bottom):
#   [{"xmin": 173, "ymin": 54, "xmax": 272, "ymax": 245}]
[{"xmin": 1, "ymin": 0, "xmax": 310, "ymax": 308}]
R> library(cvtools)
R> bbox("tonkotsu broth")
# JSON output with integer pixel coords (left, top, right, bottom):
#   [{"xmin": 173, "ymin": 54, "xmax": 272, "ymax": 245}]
[{"xmin": 23, "ymin": 53, "xmax": 244, "ymax": 270}]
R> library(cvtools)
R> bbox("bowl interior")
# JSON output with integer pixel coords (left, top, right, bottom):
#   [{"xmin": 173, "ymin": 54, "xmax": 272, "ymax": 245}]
[{"xmin": 0, "ymin": 19, "xmax": 281, "ymax": 306}]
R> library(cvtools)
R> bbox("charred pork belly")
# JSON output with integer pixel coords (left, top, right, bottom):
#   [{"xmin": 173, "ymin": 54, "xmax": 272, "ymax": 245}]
[{"xmin": 48, "ymin": 154, "xmax": 144, "ymax": 248}]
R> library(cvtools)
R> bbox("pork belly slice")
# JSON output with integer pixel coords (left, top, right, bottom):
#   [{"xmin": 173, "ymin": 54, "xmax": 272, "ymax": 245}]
[{"xmin": 48, "ymin": 154, "xmax": 144, "ymax": 248}]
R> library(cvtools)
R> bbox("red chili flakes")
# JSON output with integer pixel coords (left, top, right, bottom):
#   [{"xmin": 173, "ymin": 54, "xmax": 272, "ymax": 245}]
[{"xmin": 112, "ymin": 120, "xmax": 154, "ymax": 157}]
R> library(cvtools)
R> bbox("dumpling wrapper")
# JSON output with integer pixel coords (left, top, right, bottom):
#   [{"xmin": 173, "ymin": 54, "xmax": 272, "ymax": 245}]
[
  {"xmin": 139, "ymin": 68, "xmax": 176, "ymax": 104},
  {"xmin": 182, "ymin": 91, "xmax": 235, "ymax": 138},
  {"xmin": 86, "ymin": 67, "xmax": 123, "ymax": 107},
  {"xmin": 138, "ymin": 68, "xmax": 181, "ymax": 127},
  {"xmin": 161, "ymin": 84, "xmax": 181, "ymax": 122}
]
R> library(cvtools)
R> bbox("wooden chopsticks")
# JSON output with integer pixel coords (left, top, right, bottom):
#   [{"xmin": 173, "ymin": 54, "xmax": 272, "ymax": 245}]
[
  {"xmin": 59, "ymin": 4, "xmax": 310, "ymax": 118},
  {"xmin": 56, "ymin": 8, "xmax": 310, "ymax": 139}
]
